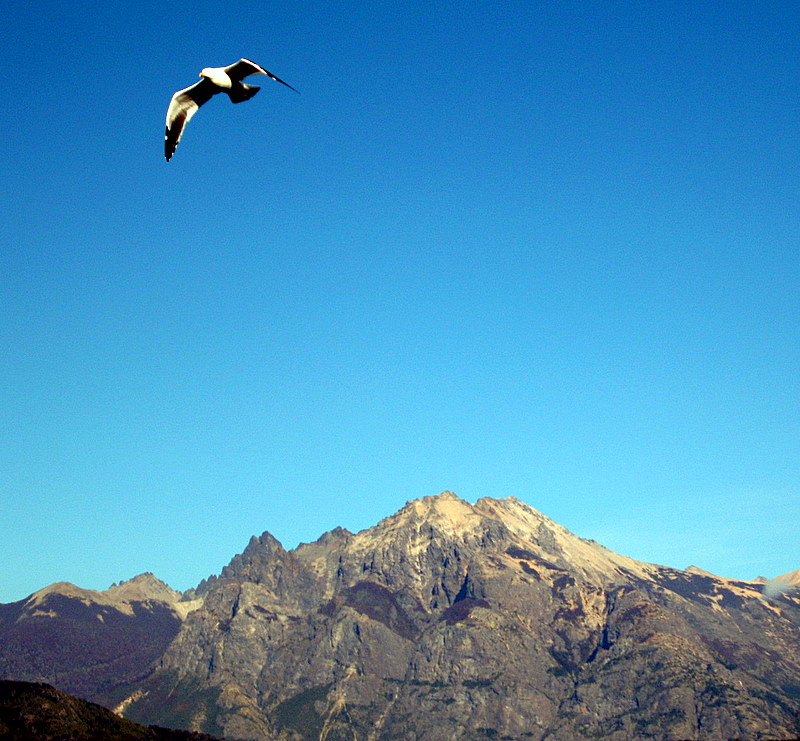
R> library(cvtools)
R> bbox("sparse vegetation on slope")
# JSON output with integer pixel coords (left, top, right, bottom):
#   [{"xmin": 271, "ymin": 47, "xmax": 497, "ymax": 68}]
[{"xmin": 0, "ymin": 680, "xmax": 224, "ymax": 741}]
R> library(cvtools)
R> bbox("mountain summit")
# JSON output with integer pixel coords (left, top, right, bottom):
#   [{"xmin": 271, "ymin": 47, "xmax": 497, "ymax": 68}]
[
  {"xmin": 118, "ymin": 492, "xmax": 800, "ymax": 741},
  {"xmin": 3, "ymin": 492, "xmax": 799, "ymax": 741}
]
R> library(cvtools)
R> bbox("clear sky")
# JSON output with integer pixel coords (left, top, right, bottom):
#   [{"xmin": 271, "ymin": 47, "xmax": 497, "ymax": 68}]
[{"xmin": 1, "ymin": 1, "xmax": 798, "ymax": 604}]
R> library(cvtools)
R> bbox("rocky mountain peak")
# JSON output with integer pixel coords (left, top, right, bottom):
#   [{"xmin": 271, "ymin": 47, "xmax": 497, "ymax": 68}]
[
  {"xmin": 247, "ymin": 531, "xmax": 285, "ymax": 554},
  {"xmin": 105, "ymin": 573, "xmax": 182, "ymax": 604},
  {"xmin": 314, "ymin": 525, "xmax": 352, "ymax": 545},
  {"xmin": 349, "ymin": 492, "xmax": 656, "ymax": 588},
  {"xmin": 111, "ymin": 491, "xmax": 800, "ymax": 741},
  {"xmin": 396, "ymin": 490, "xmax": 484, "ymax": 531},
  {"xmin": 337, "ymin": 492, "xmax": 499, "ymax": 587},
  {"xmin": 5, "ymin": 491, "xmax": 800, "ymax": 741},
  {"xmin": 220, "ymin": 531, "xmax": 286, "ymax": 580},
  {"xmin": 22, "ymin": 573, "xmax": 185, "ymax": 618}
]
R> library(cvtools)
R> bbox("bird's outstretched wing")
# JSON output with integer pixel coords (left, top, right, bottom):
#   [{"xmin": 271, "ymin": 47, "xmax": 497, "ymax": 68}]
[
  {"xmin": 224, "ymin": 58, "xmax": 299, "ymax": 93},
  {"xmin": 164, "ymin": 78, "xmax": 218, "ymax": 161}
]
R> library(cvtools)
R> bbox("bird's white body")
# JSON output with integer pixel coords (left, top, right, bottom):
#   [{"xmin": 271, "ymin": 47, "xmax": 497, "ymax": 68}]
[{"xmin": 199, "ymin": 67, "xmax": 233, "ymax": 88}]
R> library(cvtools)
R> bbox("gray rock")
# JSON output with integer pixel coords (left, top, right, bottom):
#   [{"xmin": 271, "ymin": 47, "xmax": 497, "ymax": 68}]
[{"xmin": 118, "ymin": 493, "xmax": 800, "ymax": 741}]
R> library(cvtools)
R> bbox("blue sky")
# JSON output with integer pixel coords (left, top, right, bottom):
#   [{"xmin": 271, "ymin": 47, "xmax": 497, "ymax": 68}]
[{"xmin": 1, "ymin": 1, "xmax": 798, "ymax": 603}]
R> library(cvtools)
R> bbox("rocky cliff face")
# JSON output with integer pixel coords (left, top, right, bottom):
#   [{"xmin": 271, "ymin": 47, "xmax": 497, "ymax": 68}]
[{"xmin": 117, "ymin": 493, "xmax": 800, "ymax": 741}]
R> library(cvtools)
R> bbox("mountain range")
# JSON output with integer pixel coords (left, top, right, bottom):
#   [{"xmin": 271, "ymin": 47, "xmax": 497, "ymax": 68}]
[{"xmin": 2, "ymin": 492, "xmax": 799, "ymax": 741}]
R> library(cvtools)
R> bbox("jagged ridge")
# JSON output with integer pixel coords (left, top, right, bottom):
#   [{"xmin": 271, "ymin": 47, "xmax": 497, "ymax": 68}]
[{"xmin": 114, "ymin": 492, "xmax": 800, "ymax": 741}]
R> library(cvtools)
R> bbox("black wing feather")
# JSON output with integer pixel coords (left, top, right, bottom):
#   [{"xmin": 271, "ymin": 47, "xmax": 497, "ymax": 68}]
[{"xmin": 225, "ymin": 58, "xmax": 299, "ymax": 93}]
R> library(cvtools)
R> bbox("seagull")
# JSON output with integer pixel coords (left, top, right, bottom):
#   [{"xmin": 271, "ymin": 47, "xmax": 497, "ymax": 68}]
[{"xmin": 164, "ymin": 58, "xmax": 298, "ymax": 161}]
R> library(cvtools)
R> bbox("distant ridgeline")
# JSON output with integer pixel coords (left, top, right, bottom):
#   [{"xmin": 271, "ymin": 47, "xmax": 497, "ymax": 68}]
[
  {"xmin": 0, "ymin": 573, "xmax": 194, "ymax": 704},
  {"xmin": 2, "ymin": 492, "xmax": 799, "ymax": 741}
]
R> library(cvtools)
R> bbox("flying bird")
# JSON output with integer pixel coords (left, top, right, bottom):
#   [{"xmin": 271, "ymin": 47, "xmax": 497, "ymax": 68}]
[{"xmin": 164, "ymin": 58, "xmax": 298, "ymax": 161}]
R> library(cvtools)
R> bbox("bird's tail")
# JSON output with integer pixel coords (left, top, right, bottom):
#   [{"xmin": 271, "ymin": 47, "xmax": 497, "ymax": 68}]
[{"xmin": 228, "ymin": 84, "xmax": 261, "ymax": 104}]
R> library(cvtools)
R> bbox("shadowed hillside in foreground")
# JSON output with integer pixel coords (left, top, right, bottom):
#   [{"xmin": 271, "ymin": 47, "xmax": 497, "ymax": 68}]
[{"xmin": 0, "ymin": 680, "xmax": 224, "ymax": 740}]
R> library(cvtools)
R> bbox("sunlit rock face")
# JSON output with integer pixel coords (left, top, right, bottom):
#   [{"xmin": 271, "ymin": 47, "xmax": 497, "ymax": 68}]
[{"xmin": 112, "ymin": 492, "xmax": 800, "ymax": 741}]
